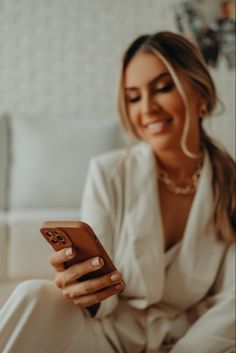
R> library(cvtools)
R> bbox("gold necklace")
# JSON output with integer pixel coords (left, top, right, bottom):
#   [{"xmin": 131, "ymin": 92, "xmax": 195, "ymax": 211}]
[{"xmin": 157, "ymin": 156, "xmax": 203, "ymax": 195}]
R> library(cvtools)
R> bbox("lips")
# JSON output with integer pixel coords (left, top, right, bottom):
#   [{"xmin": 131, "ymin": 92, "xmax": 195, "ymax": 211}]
[{"xmin": 145, "ymin": 117, "xmax": 172, "ymax": 134}]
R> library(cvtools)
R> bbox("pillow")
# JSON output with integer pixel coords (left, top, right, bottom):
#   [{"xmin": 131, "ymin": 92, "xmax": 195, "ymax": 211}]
[
  {"xmin": 9, "ymin": 116, "xmax": 125, "ymax": 208},
  {"xmin": 0, "ymin": 114, "xmax": 9, "ymax": 209}
]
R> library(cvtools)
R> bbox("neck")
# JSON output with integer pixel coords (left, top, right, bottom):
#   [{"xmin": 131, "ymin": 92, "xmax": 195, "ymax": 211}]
[{"xmin": 155, "ymin": 148, "xmax": 202, "ymax": 183}]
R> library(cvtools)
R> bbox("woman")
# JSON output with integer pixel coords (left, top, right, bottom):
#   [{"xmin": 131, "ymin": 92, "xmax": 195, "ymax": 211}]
[{"xmin": 0, "ymin": 31, "xmax": 235, "ymax": 353}]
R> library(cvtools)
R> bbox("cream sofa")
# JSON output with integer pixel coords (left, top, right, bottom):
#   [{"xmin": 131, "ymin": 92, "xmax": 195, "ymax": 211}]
[{"xmin": 0, "ymin": 114, "xmax": 125, "ymax": 308}]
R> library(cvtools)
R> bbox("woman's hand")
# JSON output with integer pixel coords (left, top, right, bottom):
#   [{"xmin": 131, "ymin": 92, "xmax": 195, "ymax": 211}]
[{"xmin": 48, "ymin": 247, "xmax": 125, "ymax": 309}]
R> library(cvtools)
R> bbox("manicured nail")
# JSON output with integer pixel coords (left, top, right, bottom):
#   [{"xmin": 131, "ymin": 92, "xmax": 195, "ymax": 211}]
[
  {"xmin": 92, "ymin": 257, "xmax": 102, "ymax": 267},
  {"xmin": 111, "ymin": 273, "xmax": 120, "ymax": 281},
  {"xmin": 65, "ymin": 248, "xmax": 73, "ymax": 258},
  {"xmin": 115, "ymin": 283, "xmax": 123, "ymax": 291}
]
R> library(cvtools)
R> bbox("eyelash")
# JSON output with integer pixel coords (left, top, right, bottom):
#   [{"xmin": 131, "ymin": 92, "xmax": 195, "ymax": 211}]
[
  {"xmin": 126, "ymin": 82, "xmax": 174, "ymax": 104},
  {"xmin": 154, "ymin": 82, "xmax": 174, "ymax": 94}
]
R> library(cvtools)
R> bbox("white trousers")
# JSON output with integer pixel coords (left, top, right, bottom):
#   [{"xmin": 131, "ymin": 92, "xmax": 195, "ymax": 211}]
[
  {"xmin": 2, "ymin": 280, "xmax": 233, "ymax": 353},
  {"xmin": 0, "ymin": 279, "xmax": 122, "ymax": 353}
]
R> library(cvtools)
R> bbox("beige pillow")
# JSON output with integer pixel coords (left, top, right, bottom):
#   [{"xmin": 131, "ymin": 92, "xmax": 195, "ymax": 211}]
[{"xmin": 9, "ymin": 116, "xmax": 125, "ymax": 208}]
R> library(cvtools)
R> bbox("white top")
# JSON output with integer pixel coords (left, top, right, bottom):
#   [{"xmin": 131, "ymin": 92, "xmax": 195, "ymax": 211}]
[
  {"xmin": 165, "ymin": 242, "xmax": 181, "ymax": 268},
  {"xmin": 80, "ymin": 142, "xmax": 235, "ymax": 352}
]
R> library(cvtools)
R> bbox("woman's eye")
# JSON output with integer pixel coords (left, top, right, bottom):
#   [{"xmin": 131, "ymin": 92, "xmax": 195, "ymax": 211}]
[
  {"xmin": 153, "ymin": 82, "xmax": 174, "ymax": 94},
  {"xmin": 126, "ymin": 96, "xmax": 140, "ymax": 103}
]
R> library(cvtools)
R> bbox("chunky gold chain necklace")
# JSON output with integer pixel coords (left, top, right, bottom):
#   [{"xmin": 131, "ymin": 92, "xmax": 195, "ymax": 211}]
[{"xmin": 157, "ymin": 156, "xmax": 203, "ymax": 195}]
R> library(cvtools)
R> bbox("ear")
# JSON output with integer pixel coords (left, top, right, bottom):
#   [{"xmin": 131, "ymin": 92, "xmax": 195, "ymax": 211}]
[
  {"xmin": 197, "ymin": 92, "xmax": 208, "ymax": 118},
  {"xmin": 198, "ymin": 102, "xmax": 207, "ymax": 118}
]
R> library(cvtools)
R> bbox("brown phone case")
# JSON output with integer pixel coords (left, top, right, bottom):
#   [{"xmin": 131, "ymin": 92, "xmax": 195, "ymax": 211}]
[{"xmin": 40, "ymin": 220, "xmax": 117, "ymax": 282}]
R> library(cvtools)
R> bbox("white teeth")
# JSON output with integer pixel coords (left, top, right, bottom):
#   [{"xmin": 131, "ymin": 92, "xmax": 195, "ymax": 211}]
[
  {"xmin": 148, "ymin": 122, "xmax": 164, "ymax": 129},
  {"xmin": 147, "ymin": 121, "xmax": 165, "ymax": 132}
]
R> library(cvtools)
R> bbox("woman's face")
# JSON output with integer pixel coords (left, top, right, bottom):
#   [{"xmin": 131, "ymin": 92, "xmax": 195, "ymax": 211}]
[{"xmin": 124, "ymin": 52, "xmax": 201, "ymax": 154}]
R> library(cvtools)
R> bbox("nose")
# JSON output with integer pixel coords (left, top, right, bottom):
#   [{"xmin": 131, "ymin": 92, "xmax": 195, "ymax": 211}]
[{"xmin": 141, "ymin": 92, "xmax": 159, "ymax": 116}]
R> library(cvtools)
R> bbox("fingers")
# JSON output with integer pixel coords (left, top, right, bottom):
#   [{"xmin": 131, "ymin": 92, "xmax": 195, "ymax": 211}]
[
  {"xmin": 62, "ymin": 276, "xmax": 126, "ymax": 308},
  {"xmin": 72, "ymin": 284, "xmax": 124, "ymax": 308},
  {"xmin": 49, "ymin": 246, "xmax": 126, "ymax": 309},
  {"xmin": 48, "ymin": 247, "xmax": 76, "ymax": 272},
  {"xmin": 61, "ymin": 271, "xmax": 124, "ymax": 296},
  {"xmin": 54, "ymin": 256, "xmax": 105, "ymax": 287}
]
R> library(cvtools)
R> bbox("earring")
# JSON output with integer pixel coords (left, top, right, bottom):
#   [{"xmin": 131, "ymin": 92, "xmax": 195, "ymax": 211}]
[{"xmin": 199, "ymin": 103, "xmax": 207, "ymax": 117}]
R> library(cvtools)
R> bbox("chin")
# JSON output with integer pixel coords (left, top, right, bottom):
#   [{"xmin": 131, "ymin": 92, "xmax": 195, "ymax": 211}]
[{"xmin": 144, "ymin": 135, "xmax": 174, "ymax": 154}]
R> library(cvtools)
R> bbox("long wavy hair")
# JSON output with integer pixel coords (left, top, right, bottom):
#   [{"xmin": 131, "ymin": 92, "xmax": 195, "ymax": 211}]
[{"xmin": 118, "ymin": 31, "xmax": 235, "ymax": 242}]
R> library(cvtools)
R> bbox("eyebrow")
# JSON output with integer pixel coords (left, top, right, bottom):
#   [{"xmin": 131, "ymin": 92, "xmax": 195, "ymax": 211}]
[{"xmin": 125, "ymin": 72, "xmax": 171, "ymax": 91}]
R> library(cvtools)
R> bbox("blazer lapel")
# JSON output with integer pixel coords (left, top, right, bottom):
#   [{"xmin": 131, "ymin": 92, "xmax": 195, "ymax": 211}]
[
  {"xmin": 126, "ymin": 143, "xmax": 165, "ymax": 305},
  {"xmin": 163, "ymin": 152, "xmax": 227, "ymax": 308}
]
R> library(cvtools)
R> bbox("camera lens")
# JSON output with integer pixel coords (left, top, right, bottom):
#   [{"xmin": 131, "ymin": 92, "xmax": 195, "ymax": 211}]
[
  {"xmin": 45, "ymin": 231, "xmax": 54, "ymax": 237},
  {"xmin": 56, "ymin": 235, "xmax": 65, "ymax": 242}
]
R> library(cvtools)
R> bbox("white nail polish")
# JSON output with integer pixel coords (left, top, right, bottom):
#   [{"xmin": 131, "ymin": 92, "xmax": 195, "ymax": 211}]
[
  {"xmin": 115, "ymin": 284, "xmax": 123, "ymax": 291},
  {"xmin": 92, "ymin": 257, "xmax": 101, "ymax": 267},
  {"xmin": 65, "ymin": 248, "xmax": 73, "ymax": 257},
  {"xmin": 111, "ymin": 273, "xmax": 120, "ymax": 281}
]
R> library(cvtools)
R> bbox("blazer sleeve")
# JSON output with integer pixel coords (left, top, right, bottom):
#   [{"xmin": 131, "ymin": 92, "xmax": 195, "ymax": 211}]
[
  {"xmin": 170, "ymin": 243, "xmax": 235, "ymax": 353},
  {"xmin": 80, "ymin": 157, "xmax": 119, "ymax": 319}
]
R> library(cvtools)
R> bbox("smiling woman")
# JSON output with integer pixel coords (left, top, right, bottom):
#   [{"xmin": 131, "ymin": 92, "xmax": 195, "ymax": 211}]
[
  {"xmin": 118, "ymin": 32, "xmax": 235, "ymax": 242},
  {"xmin": 0, "ymin": 31, "xmax": 235, "ymax": 353},
  {"xmin": 124, "ymin": 53, "xmax": 195, "ymax": 154}
]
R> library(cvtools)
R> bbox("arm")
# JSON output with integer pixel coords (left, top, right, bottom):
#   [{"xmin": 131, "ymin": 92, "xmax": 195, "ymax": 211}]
[
  {"xmin": 170, "ymin": 243, "xmax": 235, "ymax": 353},
  {"xmin": 48, "ymin": 157, "xmax": 124, "ymax": 319}
]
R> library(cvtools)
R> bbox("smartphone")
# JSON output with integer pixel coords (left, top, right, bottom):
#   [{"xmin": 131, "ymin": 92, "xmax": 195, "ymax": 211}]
[{"xmin": 40, "ymin": 220, "xmax": 117, "ymax": 282}]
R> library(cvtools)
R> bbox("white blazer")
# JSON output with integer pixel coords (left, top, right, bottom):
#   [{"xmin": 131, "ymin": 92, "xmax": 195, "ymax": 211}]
[{"xmin": 80, "ymin": 142, "xmax": 235, "ymax": 353}]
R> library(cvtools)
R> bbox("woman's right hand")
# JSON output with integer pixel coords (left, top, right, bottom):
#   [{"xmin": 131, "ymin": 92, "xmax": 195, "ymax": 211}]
[{"xmin": 48, "ymin": 247, "xmax": 125, "ymax": 310}]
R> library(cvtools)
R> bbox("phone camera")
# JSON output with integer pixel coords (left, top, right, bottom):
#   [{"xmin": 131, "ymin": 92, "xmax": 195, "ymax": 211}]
[
  {"xmin": 50, "ymin": 238, "xmax": 58, "ymax": 244},
  {"xmin": 45, "ymin": 231, "xmax": 54, "ymax": 237},
  {"xmin": 56, "ymin": 235, "xmax": 66, "ymax": 243}
]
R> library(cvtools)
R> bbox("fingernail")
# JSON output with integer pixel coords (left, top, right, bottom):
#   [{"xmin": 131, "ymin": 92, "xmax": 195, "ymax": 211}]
[
  {"xmin": 115, "ymin": 283, "xmax": 123, "ymax": 291},
  {"xmin": 111, "ymin": 273, "xmax": 120, "ymax": 281},
  {"xmin": 65, "ymin": 248, "xmax": 73, "ymax": 258},
  {"xmin": 92, "ymin": 257, "xmax": 102, "ymax": 267}
]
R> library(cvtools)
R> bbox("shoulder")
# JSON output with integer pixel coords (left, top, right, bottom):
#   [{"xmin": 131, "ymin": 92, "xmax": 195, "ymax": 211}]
[
  {"xmin": 92, "ymin": 147, "xmax": 127, "ymax": 168},
  {"xmin": 90, "ymin": 142, "xmax": 151, "ymax": 178}
]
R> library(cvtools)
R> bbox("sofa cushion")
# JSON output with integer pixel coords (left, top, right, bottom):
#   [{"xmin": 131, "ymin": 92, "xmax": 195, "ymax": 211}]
[
  {"xmin": 9, "ymin": 116, "xmax": 125, "ymax": 208},
  {"xmin": 0, "ymin": 114, "xmax": 8, "ymax": 209},
  {"xmin": 0, "ymin": 280, "xmax": 21, "ymax": 309}
]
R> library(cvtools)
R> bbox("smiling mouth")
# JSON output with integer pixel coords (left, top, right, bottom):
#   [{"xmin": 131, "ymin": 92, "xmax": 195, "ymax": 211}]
[{"xmin": 145, "ymin": 118, "xmax": 172, "ymax": 134}]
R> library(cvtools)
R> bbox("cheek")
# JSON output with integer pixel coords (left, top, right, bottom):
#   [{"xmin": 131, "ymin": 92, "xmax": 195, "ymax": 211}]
[
  {"xmin": 159, "ymin": 92, "xmax": 186, "ymax": 119},
  {"xmin": 172, "ymin": 101, "xmax": 186, "ymax": 120},
  {"xmin": 127, "ymin": 107, "xmax": 146, "ymax": 139},
  {"xmin": 127, "ymin": 106, "xmax": 140, "ymax": 128},
  {"xmin": 127, "ymin": 104, "xmax": 137, "ymax": 117}
]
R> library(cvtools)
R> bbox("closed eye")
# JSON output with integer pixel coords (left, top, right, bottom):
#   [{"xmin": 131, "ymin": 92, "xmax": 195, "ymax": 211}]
[
  {"xmin": 153, "ymin": 82, "xmax": 175, "ymax": 94},
  {"xmin": 126, "ymin": 96, "xmax": 141, "ymax": 103},
  {"xmin": 126, "ymin": 82, "xmax": 175, "ymax": 104}
]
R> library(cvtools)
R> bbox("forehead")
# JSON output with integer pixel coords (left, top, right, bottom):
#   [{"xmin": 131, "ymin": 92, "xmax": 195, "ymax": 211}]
[{"xmin": 124, "ymin": 52, "xmax": 170, "ymax": 88}]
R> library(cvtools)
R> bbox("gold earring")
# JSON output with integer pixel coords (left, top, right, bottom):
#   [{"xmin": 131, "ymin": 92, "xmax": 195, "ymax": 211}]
[{"xmin": 199, "ymin": 103, "xmax": 207, "ymax": 117}]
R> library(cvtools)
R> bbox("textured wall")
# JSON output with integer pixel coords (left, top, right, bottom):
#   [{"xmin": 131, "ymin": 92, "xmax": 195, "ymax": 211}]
[
  {"xmin": 0, "ymin": 0, "xmax": 176, "ymax": 120},
  {"xmin": 0, "ymin": 0, "xmax": 235, "ymax": 156}
]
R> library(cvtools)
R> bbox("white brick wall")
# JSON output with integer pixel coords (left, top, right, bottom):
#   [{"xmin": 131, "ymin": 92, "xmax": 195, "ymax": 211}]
[{"xmin": 0, "ymin": 0, "xmax": 234, "ymax": 156}]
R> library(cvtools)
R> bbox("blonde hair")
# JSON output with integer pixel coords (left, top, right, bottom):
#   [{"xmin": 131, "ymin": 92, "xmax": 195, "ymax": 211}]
[{"xmin": 118, "ymin": 31, "xmax": 235, "ymax": 242}]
